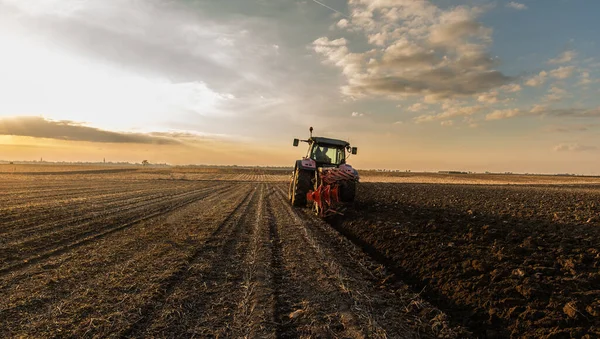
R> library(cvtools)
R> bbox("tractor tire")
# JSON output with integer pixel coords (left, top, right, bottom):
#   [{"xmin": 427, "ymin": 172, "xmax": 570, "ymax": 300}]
[
  {"xmin": 339, "ymin": 180, "xmax": 356, "ymax": 202},
  {"xmin": 288, "ymin": 174, "xmax": 294, "ymax": 202},
  {"xmin": 291, "ymin": 168, "xmax": 312, "ymax": 207}
]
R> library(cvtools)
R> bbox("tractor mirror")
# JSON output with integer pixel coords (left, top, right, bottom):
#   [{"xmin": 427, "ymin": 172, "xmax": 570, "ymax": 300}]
[
  {"xmin": 351, "ymin": 147, "xmax": 358, "ymax": 155},
  {"xmin": 293, "ymin": 138, "xmax": 299, "ymax": 147}
]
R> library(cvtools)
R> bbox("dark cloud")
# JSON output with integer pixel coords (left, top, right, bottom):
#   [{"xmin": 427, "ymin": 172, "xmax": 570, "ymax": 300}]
[
  {"xmin": 553, "ymin": 143, "xmax": 597, "ymax": 152},
  {"xmin": 350, "ymin": 70, "xmax": 512, "ymax": 98},
  {"xmin": 540, "ymin": 107, "xmax": 600, "ymax": 118},
  {"xmin": 544, "ymin": 124, "xmax": 597, "ymax": 133},
  {"xmin": 0, "ymin": 116, "xmax": 180, "ymax": 145}
]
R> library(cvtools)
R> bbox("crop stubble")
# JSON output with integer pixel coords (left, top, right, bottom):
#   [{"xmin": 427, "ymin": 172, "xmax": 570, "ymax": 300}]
[{"xmin": 1, "ymin": 168, "xmax": 598, "ymax": 338}]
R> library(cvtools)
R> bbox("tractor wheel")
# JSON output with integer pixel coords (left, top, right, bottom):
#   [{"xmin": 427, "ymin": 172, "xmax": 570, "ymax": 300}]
[
  {"xmin": 339, "ymin": 180, "xmax": 356, "ymax": 202},
  {"xmin": 291, "ymin": 168, "xmax": 312, "ymax": 207},
  {"xmin": 288, "ymin": 174, "xmax": 294, "ymax": 202}
]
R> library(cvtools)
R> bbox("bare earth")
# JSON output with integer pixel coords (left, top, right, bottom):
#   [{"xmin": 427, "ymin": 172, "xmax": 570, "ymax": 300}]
[{"xmin": 0, "ymin": 166, "xmax": 598, "ymax": 338}]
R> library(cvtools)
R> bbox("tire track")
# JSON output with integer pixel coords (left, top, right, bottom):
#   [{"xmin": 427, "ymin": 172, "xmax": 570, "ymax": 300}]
[
  {"xmin": 267, "ymin": 196, "xmax": 300, "ymax": 338},
  {"xmin": 121, "ymin": 183, "xmax": 260, "ymax": 338},
  {"xmin": 230, "ymin": 184, "xmax": 272, "ymax": 338},
  {"xmin": 265, "ymin": 187, "xmax": 368, "ymax": 338},
  {"xmin": 271, "ymin": 185, "xmax": 469, "ymax": 338},
  {"xmin": 0, "ymin": 183, "xmax": 236, "ymax": 276}
]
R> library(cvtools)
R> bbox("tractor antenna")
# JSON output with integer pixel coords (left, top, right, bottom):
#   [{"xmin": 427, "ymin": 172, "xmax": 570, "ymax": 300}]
[{"xmin": 309, "ymin": 126, "xmax": 313, "ymax": 138}]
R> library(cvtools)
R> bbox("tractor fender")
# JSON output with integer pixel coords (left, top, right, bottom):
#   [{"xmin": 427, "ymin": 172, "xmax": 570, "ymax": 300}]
[
  {"xmin": 339, "ymin": 164, "xmax": 360, "ymax": 181},
  {"xmin": 296, "ymin": 159, "xmax": 316, "ymax": 171}
]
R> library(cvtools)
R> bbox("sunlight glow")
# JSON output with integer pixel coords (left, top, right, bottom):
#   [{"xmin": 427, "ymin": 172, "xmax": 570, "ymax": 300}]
[{"xmin": 0, "ymin": 31, "xmax": 232, "ymax": 131}]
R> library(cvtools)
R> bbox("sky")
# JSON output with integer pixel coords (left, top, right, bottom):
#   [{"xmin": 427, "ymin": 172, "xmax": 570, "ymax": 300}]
[{"xmin": 0, "ymin": 0, "xmax": 599, "ymax": 173}]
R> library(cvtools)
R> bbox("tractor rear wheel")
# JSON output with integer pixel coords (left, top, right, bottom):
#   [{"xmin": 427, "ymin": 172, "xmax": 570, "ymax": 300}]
[
  {"xmin": 339, "ymin": 180, "xmax": 356, "ymax": 202},
  {"xmin": 291, "ymin": 168, "xmax": 312, "ymax": 207}
]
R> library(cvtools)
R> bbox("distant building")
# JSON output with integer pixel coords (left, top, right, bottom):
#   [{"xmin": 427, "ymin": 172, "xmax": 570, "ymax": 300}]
[{"xmin": 438, "ymin": 171, "xmax": 468, "ymax": 174}]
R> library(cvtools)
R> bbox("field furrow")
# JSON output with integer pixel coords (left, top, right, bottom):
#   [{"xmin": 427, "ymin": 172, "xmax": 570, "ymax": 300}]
[
  {"xmin": 0, "ymin": 183, "xmax": 234, "ymax": 274},
  {"xmin": 2, "ymin": 167, "xmax": 597, "ymax": 338}
]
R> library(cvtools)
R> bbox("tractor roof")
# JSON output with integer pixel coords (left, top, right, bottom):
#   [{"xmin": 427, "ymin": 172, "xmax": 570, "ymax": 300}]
[{"xmin": 309, "ymin": 136, "xmax": 349, "ymax": 147}]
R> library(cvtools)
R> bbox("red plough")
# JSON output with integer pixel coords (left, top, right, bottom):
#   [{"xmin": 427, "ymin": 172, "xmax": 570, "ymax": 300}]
[{"xmin": 307, "ymin": 168, "xmax": 357, "ymax": 217}]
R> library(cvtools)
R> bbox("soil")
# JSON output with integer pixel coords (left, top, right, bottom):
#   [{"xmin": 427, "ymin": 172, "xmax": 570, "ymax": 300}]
[
  {"xmin": 0, "ymin": 169, "xmax": 468, "ymax": 338},
  {"xmin": 334, "ymin": 183, "xmax": 600, "ymax": 338}
]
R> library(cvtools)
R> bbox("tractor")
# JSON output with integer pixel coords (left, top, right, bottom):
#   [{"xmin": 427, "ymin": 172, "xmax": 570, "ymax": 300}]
[{"xmin": 288, "ymin": 127, "xmax": 359, "ymax": 217}]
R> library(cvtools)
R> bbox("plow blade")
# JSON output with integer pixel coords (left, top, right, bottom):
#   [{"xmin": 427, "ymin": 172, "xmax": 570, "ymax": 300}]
[{"xmin": 307, "ymin": 168, "xmax": 356, "ymax": 218}]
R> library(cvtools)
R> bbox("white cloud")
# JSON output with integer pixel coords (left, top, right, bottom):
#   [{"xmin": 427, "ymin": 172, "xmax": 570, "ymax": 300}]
[
  {"xmin": 548, "ymin": 50, "xmax": 577, "ymax": 64},
  {"xmin": 506, "ymin": 2, "xmax": 528, "ymax": 10},
  {"xmin": 544, "ymin": 86, "xmax": 567, "ymax": 102},
  {"xmin": 477, "ymin": 91, "xmax": 499, "ymax": 103},
  {"xmin": 549, "ymin": 66, "xmax": 576, "ymax": 79},
  {"xmin": 440, "ymin": 120, "xmax": 454, "ymax": 126},
  {"xmin": 414, "ymin": 104, "xmax": 481, "ymax": 123},
  {"xmin": 525, "ymin": 71, "xmax": 548, "ymax": 87},
  {"xmin": 553, "ymin": 143, "xmax": 597, "ymax": 152},
  {"xmin": 500, "ymin": 83, "xmax": 522, "ymax": 93},
  {"xmin": 313, "ymin": 1, "xmax": 512, "ymax": 101},
  {"xmin": 351, "ymin": 111, "xmax": 365, "ymax": 117},
  {"xmin": 530, "ymin": 105, "xmax": 547, "ymax": 114},
  {"xmin": 408, "ymin": 103, "xmax": 427, "ymax": 112},
  {"xmin": 312, "ymin": 37, "xmax": 368, "ymax": 80},
  {"xmin": 578, "ymin": 71, "xmax": 598, "ymax": 86},
  {"xmin": 485, "ymin": 108, "xmax": 521, "ymax": 121},
  {"xmin": 336, "ymin": 19, "xmax": 349, "ymax": 29}
]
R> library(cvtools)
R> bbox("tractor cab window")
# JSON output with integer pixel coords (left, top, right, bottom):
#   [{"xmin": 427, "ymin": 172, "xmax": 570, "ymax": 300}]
[{"xmin": 311, "ymin": 145, "xmax": 345, "ymax": 165}]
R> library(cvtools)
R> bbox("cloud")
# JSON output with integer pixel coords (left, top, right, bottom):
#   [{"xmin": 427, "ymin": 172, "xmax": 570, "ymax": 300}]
[
  {"xmin": 483, "ymin": 105, "xmax": 600, "ymax": 121},
  {"xmin": 336, "ymin": 18, "xmax": 349, "ymax": 29},
  {"xmin": 408, "ymin": 103, "xmax": 427, "ymax": 112},
  {"xmin": 530, "ymin": 105, "xmax": 547, "ymax": 114},
  {"xmin": 525, "ymin": 66, "xmax": 574, "ymax": 88},
  {"xmin": 548, "ymin": 50, "xmax": 577, "ymax": 64},
  {"xmin": 485, "ymin": 108, "xmax": 522, "ymax": 121},
  {"xmin": 0, "ymin": 0, "xmax": 301, "ymax": 118},
  {"xmin": 544, "ymin": 86, "xmax": 567, "ymax": 102},
  {"xmin": 500, "ymin": 83, "xmax": 522, "ymax": 93},
  {"xmin": 351, "ymin": 111, "xmax": 365, "ymax": 117},
  {"xmin": 525, "ymin": 71, "xmax": 548, "ymax": 87},
  {"xmin": 414, "ymin": 104, "xmax": 481, "ymax": 123},
  {"xmin": 312, "ymin": 37, "xmax": 368, "ymax": 79},
  {"xmin": 544, "ymin": 124, "xmax": 596, "ymax": 133},
  {"xmin": 440, "ymin": 120, "xmax": 454, "ymax": 127},
  {"xmin": 0, "ymin": 116, "xmax": 182, "ymax": 144},
  {"xmin": 313, "ymin": 1, "xmax": 513, "ymax": 100},
  {"xmin": 549, "ymin": 66, "xmax": 576, "ymax": 79},
  {"xmin": 578, "ymin": 71, "xmax": 598, "ymax": 86},
  {"xmin": 553, "ymin": 143, "xmax": 597, "ymax": 152},
  {"xmin": 506, "ymin": 2, "xmax": 528, "ymax": 10},
  {"xmin": 477, "ymin": 91, "xmax": 499, "ymax": 103},
  {"xmin": 531, "ymin": 106, "xmax": 600, "ymax": 118}
]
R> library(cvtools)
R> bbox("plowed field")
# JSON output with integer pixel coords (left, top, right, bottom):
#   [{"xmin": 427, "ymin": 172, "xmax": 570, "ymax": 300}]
[{"xmin": 1, "ymin": 167, "xmax": 598, "ymax": 338}]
